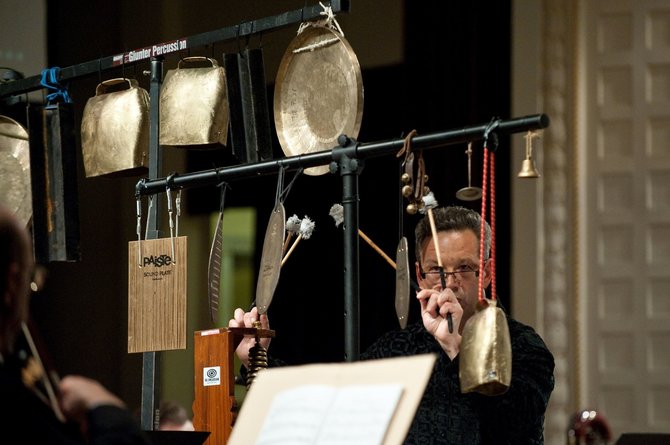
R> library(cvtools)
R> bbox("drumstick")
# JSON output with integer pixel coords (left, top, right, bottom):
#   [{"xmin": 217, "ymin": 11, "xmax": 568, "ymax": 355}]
[
  {"xmin": 281, "ymin": 216, "xmax": 315, "ymax": 266},
  {"xmin": 329, "ymin": 203, "xmax": 420, "ymax": 291},
  {"xmin": 357, "ymin": 229, "xmax": 397, "ymax": 269},
  {"xmin": 422, "ymin": 193, "xmax": 454, "ymax": 333},
  {"xmin": 329, "ymin": 203, "xmax": 395, "ymax": 268},
  {"xmin": 282, "ymin": 214, "xmax": 301, "ymax": 255}
]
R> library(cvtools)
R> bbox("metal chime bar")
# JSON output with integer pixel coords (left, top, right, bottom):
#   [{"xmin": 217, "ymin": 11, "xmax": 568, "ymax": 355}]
[
  {"xmin": 136, "ymin": 114, "xmax": 550, "ymax": 194},
  {"xmin": 0, "ymin": 1, "xmax": 351, "ymax": 98}
]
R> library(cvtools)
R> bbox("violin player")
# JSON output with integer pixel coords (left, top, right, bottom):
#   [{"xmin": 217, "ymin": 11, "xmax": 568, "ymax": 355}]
[{"xmin": 0, "ymin": 204, "xmax": 150, "ymax": 444}]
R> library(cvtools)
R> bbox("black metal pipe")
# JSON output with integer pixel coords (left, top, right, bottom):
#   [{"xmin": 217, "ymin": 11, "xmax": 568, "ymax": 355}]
[
  {"xmin": 139, "ymin": 57, "xmax": 164, "ymax": 432},
  {"xmin": 136, "ymin": 113, "xmax": 550, "ymax": 196},
  {"xmin": 332, "ymin": 139, "xmax": 363, "ymax": 361},
  {"xmin": 0, "ymin": 1, "xmax": 351, "ymax": 98},
  {"xmin": 358, "ymin": 113, "xmax": 550, "ymax": 157}
]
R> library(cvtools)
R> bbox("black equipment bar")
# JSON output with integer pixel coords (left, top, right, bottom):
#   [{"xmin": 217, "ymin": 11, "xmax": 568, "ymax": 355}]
[
  {"xmin": 136, "ymin": 113, "xmax": 549, "ymax": 195},
  {"xmin": 0, "ymin": 0, "xmax": 350, "ymax": 98}
]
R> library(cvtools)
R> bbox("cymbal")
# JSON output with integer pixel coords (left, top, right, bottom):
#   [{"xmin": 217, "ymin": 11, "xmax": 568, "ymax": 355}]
[
  {"xmin": 0, "ymin": 115, "xmax": 32, "ymax": 227},
  {"xmin": 456, "ymin": 186, "xmax": 482, "ymax": 201},
  {"xmin": 274, "ymin": 25, "xmax": 363, "ymax": 176}
]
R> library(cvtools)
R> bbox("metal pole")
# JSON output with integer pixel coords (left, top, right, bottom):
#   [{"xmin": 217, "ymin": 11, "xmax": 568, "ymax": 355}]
[
  {"xmin": 140, "ymin": 56, "xmax": 163, "ymax": 431},
  {"xmin": 136, "ymin": 114, "xmax": 550, "ymax": 195},
  {"xmin": 331, "ymin": 136, "xmax": 362, "ymax": 361}
]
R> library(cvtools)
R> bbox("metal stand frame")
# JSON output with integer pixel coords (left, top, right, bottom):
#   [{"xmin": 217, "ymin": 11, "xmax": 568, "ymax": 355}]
[
  {"xmin": 0, "ymin": 0, "xmax": 551, "ymax": 432},
  {"xmin": 0, "ymin": 1, "xmax": 352, "ymax": 431}
]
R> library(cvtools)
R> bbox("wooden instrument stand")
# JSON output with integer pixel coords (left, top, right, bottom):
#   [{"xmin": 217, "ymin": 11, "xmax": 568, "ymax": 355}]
[{"xmin": 193, "ymin": 326, "xmax": 274, "ymax": 445}]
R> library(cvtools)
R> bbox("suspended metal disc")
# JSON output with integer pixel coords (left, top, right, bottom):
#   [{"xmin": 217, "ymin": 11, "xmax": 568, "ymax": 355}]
[{"xmin": 274, "ymin": 25, "xmax": 364, "ymax": 176}]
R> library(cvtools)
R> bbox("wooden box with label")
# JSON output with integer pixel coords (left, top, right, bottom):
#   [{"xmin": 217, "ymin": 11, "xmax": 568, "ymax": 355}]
[{"xmin": 193, "ymin": 327, "xmax": 274, "ymax": 445}]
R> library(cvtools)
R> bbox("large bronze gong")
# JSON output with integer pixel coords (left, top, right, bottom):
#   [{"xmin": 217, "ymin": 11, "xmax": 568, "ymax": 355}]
[
  {"xmin": 274, "ymin": 25, "xmax": 363, "ymax": 176},
  {"xmin": 0, "ymin": 115, "xmax": 31, "ymax": 227}
]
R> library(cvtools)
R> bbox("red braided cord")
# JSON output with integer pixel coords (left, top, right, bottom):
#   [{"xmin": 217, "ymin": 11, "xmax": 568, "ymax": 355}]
[
  {"xmin": 478, "ymin": 147, "xmax": 489, "ymax": 303},
  {"xmin": 490, "ymin": 151, "xmax": 496, "ymax": 301}
]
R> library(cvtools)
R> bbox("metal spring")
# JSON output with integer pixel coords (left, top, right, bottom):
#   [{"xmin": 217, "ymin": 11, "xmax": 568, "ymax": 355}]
[{"xmin": 245, "ymin": 341, "xmax": 268, "ymax": 390}]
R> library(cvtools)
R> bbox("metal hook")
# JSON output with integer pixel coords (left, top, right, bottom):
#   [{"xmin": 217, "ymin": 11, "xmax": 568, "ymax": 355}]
[
  {"xmin": 279, "ymin": 167, "xmax": 303, "ymax": 203},
  {"xmin": 175, "ymin": 189, "xmax": 182, "ymax": 237},
  {"xmin": 483, "ymin": 117, "xmax": 502, "ymax": 151},
  {"xmin": 217, "ymin": 181, "xmax": 230, "ymax": 213},
  {"xmin": 144, "ymin": 196, "xmax": 154, "ymax": 241},
  {"xmin": 235, "ymin": 24, "xmax": 242, "ymax": 53},
  {"xmin": 136, "ymin": 194, "xmax": 143, "ymax": 267},
  {"xmin": 275, "ymin": 165, "xmax": 286, "ymax": 205},
  {"xmin": 166, "ymin": 172, "xmax": 178, "ymax": 263}
]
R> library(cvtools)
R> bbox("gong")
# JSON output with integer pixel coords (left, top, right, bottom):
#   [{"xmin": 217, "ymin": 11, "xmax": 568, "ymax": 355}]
[
  {"xmin": 274, "ymin": 25, "xmax": 363, "ymax": 176},
  {"xmin": 0, "ymin": 115, "xmax": 32, "ymax": 227}
]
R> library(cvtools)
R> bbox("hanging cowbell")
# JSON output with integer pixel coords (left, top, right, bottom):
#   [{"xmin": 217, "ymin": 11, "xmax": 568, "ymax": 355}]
[
  {"xmin": 459, "ymin": 298, "xmax": 512, "ymax": 395},
  {"xmin": 80, "ymin": 78, "xmax": 149, "ymax": 178},
  {"xmin": 160, "ymin": 57, "xmax": 229, "ymax": 149}
]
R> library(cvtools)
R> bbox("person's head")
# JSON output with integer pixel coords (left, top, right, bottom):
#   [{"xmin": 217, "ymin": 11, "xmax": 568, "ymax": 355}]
[
  {"xmin": 0, "ymin": 205, "xmax": 33, "ymax": 357},
  {"xmin": 414, "ymin": 206, "xmax": 492, "ymax": 328},
  {"xmin": 158, "ymin": 400, "xmax": 194, "ymax": 431}
]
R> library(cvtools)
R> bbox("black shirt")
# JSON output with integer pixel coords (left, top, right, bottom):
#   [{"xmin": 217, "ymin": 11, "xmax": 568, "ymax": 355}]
[{"xmin": 361, "ymin": 317, "xmax": 555, "ymax": 444}]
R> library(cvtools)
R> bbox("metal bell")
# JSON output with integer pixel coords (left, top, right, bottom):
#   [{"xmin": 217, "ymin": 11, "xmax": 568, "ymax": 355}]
[
  {"xmin": 518, "ymin": 157, "xmax": 540, "ymax": 178},
  {"xmin": 519, "ymin": 131, "xmax": 541, "ymax": 178},
  {"xmin": 459, "ymin": 298, "xmax": 512, "ymax": 395}
]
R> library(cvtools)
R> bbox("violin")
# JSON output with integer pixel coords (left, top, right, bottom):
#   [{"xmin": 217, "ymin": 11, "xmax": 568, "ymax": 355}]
[
  {"xmin": 16, "ymin": 264, "xmax": 65, "ymax": 422},
  {"xmin": 18, "ymin": 319, "xmax": 65, "ymax": 422}
]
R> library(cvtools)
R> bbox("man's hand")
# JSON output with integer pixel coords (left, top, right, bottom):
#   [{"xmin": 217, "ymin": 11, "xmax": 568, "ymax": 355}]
[
  {"xmin": 417, "ymin": 288, "xmax": 463, "ymax": 360},
  {"xmin": 228, "ymin": 307, "xmax": 271, "ymax": 368},
  {"xmin": 59, "ymin": 375, "xmax": 125, "ymax": 424}
]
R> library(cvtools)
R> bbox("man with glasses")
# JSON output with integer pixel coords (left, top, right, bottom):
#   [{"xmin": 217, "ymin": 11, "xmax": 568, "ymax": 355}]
[
  {"xmin": 362, "ymin": 205, "xmax": 555, "ymax": 444},
  {"xmin": 230, "ymin": 205, "xmax": 554, "ymax": 444}
]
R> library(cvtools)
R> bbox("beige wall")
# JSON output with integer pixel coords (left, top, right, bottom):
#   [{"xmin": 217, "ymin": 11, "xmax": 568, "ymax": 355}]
[{"xmin": 513, "ymin": 1, "xmax": 670, "ymax": 443}]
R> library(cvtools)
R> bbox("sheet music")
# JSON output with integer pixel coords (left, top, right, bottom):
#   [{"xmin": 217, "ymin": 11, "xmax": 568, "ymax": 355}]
[{"xmin": 255, "ymin": 383, "xmax": 404, "ymax": 445}]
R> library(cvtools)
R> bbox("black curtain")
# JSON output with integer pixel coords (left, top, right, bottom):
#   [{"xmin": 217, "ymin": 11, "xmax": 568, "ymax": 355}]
[{"xmin": 267, "ymin": 0, "xmax": 512, "ymax": 364}]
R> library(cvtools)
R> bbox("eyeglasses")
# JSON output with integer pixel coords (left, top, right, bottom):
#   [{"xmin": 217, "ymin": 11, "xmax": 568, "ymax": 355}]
[{"xmin": 419, "ymin": 264, "xmax": 479, "ymax": 283}]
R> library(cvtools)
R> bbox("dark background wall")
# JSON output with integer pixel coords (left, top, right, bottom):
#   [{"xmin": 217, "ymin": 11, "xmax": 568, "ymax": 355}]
[
  {"xmin": 265, "ymin": 2, "xmax": 513, "ymax": 365},
  {"xmin": 10, "ymin": 0, "xmax": 511, "ymax": 410}
]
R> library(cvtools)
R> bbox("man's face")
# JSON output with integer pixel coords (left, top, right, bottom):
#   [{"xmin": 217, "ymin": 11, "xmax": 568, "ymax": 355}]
[
  {"xmin": 0, "ymin": 211, "xmax": 32, "ymax": 354},
  {"xmin": 415, "ymin": 229, "xmax": 491, "ymax": 327}
]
